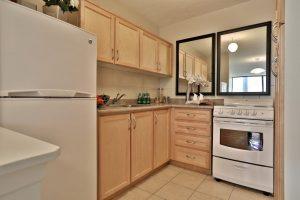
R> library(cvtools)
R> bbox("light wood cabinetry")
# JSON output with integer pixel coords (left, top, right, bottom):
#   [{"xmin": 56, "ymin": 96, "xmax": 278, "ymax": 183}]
[
  {"xmin": 158, "ymin": 41, "xmax": 172, "ymax": 76},
  {"xmin": 98, "ymin": 107, "xmax": 212, "ymax": 199},
  {"xmin": 99, "ymin": 114, "xmax": 131, "ymax": 200},
  {"xmin": 81, "ymin": 0, "xmax": 172, "ymax": 76},
  {"xmin": 131, "ymin": 111, "xmax": 154, "ymax": 181},
  {"xmin": 194, "ymin": 58, "xmax": 202, "ymax": 77},
  {"xmin": 81, "ymin": 1, "xmax": 115, "ymax": 63},
  {"xmin": 202, "ymin": 64, "xmax": 208, "ymax": 80},
  {"xmin": 185, "ymin": 53, "xmax": 194, "ymax": 77},
  {"xmin": 179, "ymin": 50, "xmax": 186, "ymax": 78},
  {"xmin": 171, "ymin": 108, "xmax": 212, "ymax": 173},
  {"xmin": 115, "ymin": 18, "xmax": 140, "ymax": 68},
  {"xmin": 140, "ymin": 31, "xmax": 158, "ymax": 72},
  {"xmin": 154, "ymin": 109, "xmax": 170, "ymax": 168},
  {"xmin": 173, "ymin": 146, "xmax": 210, "ymax": 169}
]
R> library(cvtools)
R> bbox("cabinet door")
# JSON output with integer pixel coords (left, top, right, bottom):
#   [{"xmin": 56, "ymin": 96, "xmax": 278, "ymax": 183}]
[
  {"xmin": 194, "ymin": 58, "xmax": 202, "ymax": 77},
  {"xmin": 131, "ymin": 111, "xmax": 154, "ymax": 181},
  {"xmin": 158, "ymin": 41, "xmax": 172, "ymax": 75},
  {"xmin": 83, "ymin": 2, "xmax": 115, "ymax": 63},
  {"xmin": 154, "ymin": 109, "xmax": 170, "ymax": 168},
  {"xmin": 185, "ymin": 53, "xmax": 194, "ymax": 77},
  {"xmin": 202, "ymin": 64, "xmax": 208, "ymax": 80},
  {"xmin": 99, "ymin": 114, "xmax": 131, "ymax": 199},
  {"xmin": 140, "ymin": 31, "xmax": 158, "ymax": 72},
  {"xmin": 115, "ymin": 18, "xmax": 140, "ymax": 68},
  {"xmin": 179, "ymin": 50, "xmax": 186, "ymax": 78}
]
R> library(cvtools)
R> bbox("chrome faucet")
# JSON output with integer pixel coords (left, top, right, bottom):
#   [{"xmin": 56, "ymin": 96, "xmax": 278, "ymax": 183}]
[{"xmin": 111, "ymin": 93, "xmax": 126, "ymax": 104}]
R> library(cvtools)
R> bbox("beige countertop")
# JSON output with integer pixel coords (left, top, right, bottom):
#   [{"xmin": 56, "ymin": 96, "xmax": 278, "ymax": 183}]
[{"xmin": 98, "ymin": 104, "xmax": 213, "ymax": 115}]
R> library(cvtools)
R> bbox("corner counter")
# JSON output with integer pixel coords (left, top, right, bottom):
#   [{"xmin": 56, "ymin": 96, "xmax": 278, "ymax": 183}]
[{"xmin": 98, "ymin": 104, "xmax": 213, "ymax": 115}]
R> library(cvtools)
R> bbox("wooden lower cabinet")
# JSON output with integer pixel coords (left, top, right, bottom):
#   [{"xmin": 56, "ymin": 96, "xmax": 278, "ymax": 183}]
[
  {"xmin": 98, "ymin": 107, "xmax": 212, "ymax": 199},
  {"xmin": 99, "ymin": 114, "xmax": 131, "ymax": 200},
  {"xmin": 154, "ymin": 109, "xmax": 170, "ymax": 168},
  {"xmin": 131, "ymin": 111, "xmax": 154, "ymax": 181},
  {"xmin": 171, "ymin": 108, "xmax": 212, "ymax": 173}
]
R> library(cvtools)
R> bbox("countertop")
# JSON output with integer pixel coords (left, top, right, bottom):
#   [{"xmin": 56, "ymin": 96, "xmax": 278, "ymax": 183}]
[
  {"xmin": 98, "ymin": 103, "xmax": 214, "ymax": 115},
  {"xmin": 0, "ymin": 127, "xmax": 60, "ymax": 176}
]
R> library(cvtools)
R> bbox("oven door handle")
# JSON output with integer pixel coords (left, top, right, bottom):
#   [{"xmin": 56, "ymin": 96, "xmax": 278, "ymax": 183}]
[
  {"xmin": 233, "ymin": 164, "xmax": 249, "ymax": 170},
  {"xmin": 214, "ymin": 120, "xmax": 271, "ymax": 126}
]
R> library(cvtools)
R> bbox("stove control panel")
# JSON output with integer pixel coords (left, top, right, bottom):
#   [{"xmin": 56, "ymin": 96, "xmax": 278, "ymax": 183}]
[{"xmin": 213, "ymin": 106, "xmax": 274, "ymax": 120}]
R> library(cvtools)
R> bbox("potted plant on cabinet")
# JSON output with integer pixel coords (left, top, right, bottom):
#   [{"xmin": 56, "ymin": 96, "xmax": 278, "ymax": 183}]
[{"xmin": 42, "ymin": 0, "xmax": 79, "ymax": 26}]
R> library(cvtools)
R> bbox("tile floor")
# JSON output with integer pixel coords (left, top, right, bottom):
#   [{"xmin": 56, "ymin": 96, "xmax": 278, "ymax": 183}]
[{"xmin": 115, "ymin": 165, "xmax": 274, "ymax": 200}]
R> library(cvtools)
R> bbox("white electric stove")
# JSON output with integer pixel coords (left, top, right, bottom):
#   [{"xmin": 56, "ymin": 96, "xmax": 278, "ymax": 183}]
[{"xmin": 213, "ymin": 105, "xmax": 274, "ymax": 194}]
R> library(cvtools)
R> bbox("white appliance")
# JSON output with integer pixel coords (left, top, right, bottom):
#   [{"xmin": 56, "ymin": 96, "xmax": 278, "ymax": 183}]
[
  {"xmin": 0, "ymin": 127, "xmax": 59, "ymax": 200},
  {"xmin": 213, "ymin": 105, "xmax": 274, "ymax": 194},
  {"xmin": 0, "ymin": 1, "xmax": 97, "ymax": 200}
]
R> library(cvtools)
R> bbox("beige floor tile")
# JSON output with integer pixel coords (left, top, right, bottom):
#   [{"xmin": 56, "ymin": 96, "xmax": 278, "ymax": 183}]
[
  {"xmin": 171, "ymin": 171, "xmax": 206, "ymax": 190},
  {"xmin": 189, "ymin": 191, "xmax": 222, "ymax": 200},
  {"xmin": 152, "ymin": 165, "xmax": 182, "ymax": 181},
  {"xmin": 182, "ymin": 169, "xmax": 207, "ymax": 177},
  {"xmin": 155, "ymin": 182, "xmax": 194, "ymax": 200},
  {"xmin": 197, "ymin": 178, "xmax": 234, "ymax": 200},
  {"xmin": 148, "ymin": 195, "xmax": 166, "ymax": 200},
  {"xmin": 229, "ymin": 187, "xmax": 274, "ymax": 200},
  {"xmin": 136, "ymin": 174, "xmax": 169, "ymax": 193},
  {"xmin": 116, "ymin": 187, "xmax": 151, "ymax": 200}
]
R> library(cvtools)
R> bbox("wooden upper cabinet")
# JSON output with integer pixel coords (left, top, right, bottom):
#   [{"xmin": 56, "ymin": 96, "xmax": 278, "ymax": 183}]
[
  {"xmin": 140, "ymin": 31, "xmax": 158, "ymax": 72},
  {"xmin": 179, "ymin": 50, "xmax": 186, "ymax": 78},
  {"xmin": 194, "ymin": 58, "xmax": 202, "ymax": 77},
  {"xmin": 99, "ymin": 114, "xmax": 131, "ymax": 199},
  {"xmin": 115, "ymin": 18, "xmax": 140, "ymax": 68},
  {"xmin": 158, "ymin": 41, "xmax": 172, "ymax": 76},
  {"xmin": 80, "ymin": 1, "xmax": 173, "ymax": 76},
  {"xmin": 202, "ymin": 64, "xmax": 208, "ymax": 80},
  {"xmin": 154, "ymin": 109, "xmax": 170, "ymax": 168},
  {"xmin": 185, "ymin": 53, "xmax": 194, "ymax": 77},
  {"xmin": 82, "ymin": 2, "xmax": 115, "ymax": 63},
  {"xmin": 131, "ymin": 111, "xmax": 153, "ymax": 181}
]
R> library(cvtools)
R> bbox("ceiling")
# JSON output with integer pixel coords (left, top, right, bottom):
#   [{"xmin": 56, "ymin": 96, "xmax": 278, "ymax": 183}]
[{"xmin": 114, "ymin": 0, "xmax": 251, "ymax": 27}]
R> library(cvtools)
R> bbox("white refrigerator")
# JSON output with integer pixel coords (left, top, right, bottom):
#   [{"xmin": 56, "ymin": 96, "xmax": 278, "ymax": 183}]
[{"xmin": 0, "ymin": 1, "xmax": 97, "ymax": 200}]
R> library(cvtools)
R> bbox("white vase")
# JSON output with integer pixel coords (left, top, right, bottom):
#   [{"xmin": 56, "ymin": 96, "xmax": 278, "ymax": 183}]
[{"xmin": 42, "ymin": 5, "xmax": 79, "ymax": 26}]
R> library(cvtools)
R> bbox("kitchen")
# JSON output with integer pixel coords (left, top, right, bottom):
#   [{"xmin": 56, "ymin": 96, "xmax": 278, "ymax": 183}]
[{"xmin": 0, "ymin": 0, "xmax": 298, "ymax": 200}]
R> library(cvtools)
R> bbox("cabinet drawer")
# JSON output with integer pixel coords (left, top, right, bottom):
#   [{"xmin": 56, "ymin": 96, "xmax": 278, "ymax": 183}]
[
  {"xmin": 174, "ymin": 109, "xmax": 211, "ymax": 122},
  {"xmin": 173, "ymin": 146, "xmax": 210, "ymax": 169},
  {"xmin": 174, "ymin": 121, "xmax": 211, "ymax": 137},
  {"xmin": 174, "ymin": 134, "xmax": 210, "ymax": 152}
]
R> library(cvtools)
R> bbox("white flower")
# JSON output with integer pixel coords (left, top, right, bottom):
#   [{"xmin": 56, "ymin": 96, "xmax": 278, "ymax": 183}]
[{"xmin": 70, "ymin": 0, "xmax": 79, "ymax": 8}]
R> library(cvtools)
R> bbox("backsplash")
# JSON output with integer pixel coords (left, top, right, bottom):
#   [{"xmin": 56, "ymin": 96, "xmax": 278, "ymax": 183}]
[{"xmin": 97, "ymin": 62, "xmax": 162, "ymax": 99}]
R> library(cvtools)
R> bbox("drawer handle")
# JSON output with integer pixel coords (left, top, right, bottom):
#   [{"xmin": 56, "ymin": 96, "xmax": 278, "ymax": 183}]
[
  {"xmin": 185, "ymin": 154, "xmax": 196, "ymax": 160},
  {"xmin": 186, "ymin": 127, "xmax": 196, "ymax": 131},
  {"xmin": 185, "ymin": 140, "xmax": 196, "ymax": 144},
  {"xmin": 186, "ymin": 113, "xmax": 196, "ymax": 117}
]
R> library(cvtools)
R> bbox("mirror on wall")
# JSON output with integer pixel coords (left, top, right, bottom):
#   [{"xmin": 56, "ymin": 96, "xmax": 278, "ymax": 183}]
[
  {"xmin": 176, "ymin": 34, "xmax": 215, "ymax": 96},
  {"xmin": 217, "ymin": 22, "xmax": 272, "ymax": 95}
]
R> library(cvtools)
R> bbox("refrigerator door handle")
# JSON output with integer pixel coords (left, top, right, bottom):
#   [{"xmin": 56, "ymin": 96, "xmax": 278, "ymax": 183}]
[{"xmin": 1, "ymin": 89, "xmax": 94, "ymax": 98}]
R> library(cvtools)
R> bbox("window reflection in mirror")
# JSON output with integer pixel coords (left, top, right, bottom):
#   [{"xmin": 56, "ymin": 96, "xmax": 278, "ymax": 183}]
[
  {"xmin": 176, "ymin": 34, "xmax": 215, "ymax": 95},
  {"xmin": 217, "ymin": 22, "xmax": 271, "ymax": 95}
]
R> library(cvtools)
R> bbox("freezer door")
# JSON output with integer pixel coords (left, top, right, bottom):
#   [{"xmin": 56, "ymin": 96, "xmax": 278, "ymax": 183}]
[
  {"xmin": 0, "ymin": 0, "xmax": 96, "ymax": 96},
  {"xmin": 0, "ymin": 98, "xmax": 97, "ymax": 200}
]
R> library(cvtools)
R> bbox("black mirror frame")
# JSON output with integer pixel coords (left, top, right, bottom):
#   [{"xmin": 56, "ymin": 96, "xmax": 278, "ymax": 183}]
[
  {"xmin": 216, "ymin": 21, "xmax": 272, "ymax": 96},
  {"xmin": 176, "ymin": 33, "xmax": 216, "ymax": 96}
]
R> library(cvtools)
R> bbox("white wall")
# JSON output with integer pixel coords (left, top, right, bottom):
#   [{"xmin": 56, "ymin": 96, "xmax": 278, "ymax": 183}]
[
  {"xmin": 159, "ymin": 0, "xmax": 275, "ymax": 98},
  {"xmin": 285, "ymin": 0, "xmax": 300, "ymax": 199}
]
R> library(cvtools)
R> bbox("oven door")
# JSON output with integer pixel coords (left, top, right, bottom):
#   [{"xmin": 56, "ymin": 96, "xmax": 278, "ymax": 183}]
[{"xmin": 213, "ymin": 117, "xmax": 274, "ymax": 167}]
